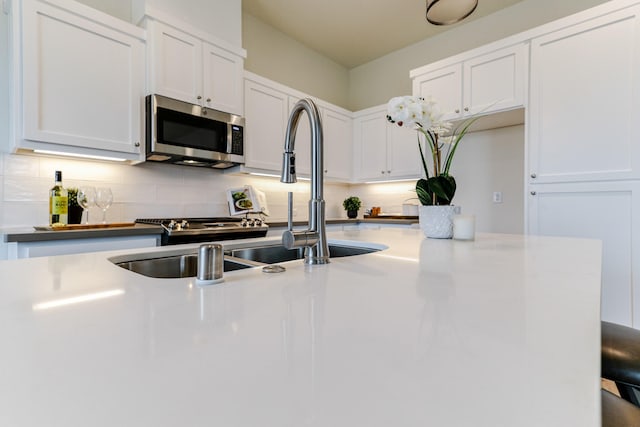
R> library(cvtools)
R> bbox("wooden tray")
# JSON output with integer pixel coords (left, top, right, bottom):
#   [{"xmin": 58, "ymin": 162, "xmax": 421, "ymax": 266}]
[
  {"xmin": 34, "ymin": 222, "xmax": 136, "ymax": 231},
  {"xmin": 364, "ymin": 215, "xmax": 418, "ymax": 220}
]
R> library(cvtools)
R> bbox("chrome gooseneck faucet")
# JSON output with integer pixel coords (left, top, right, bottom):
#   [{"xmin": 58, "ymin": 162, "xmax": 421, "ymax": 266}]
[{"xmin": 280, "ymin": 98, "xmax": 330, "ymax": 265}]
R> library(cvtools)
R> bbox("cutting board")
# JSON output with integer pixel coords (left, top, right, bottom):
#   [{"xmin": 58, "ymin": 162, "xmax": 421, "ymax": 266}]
[
  {"xmin": 364, "ymin": 215, "xmax": 418, "ymax": 220},
  {"xmin": 34, "ymin": 222, "xmax": 136, "ymax": 231}
]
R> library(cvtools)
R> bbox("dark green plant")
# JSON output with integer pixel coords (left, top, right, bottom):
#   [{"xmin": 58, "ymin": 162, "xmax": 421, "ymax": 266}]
[
  {"xmin": 342, "ymin": 196, "xmax": 362, "ymax": 212},
  {"xmin": 67, "ymin": 187, "xmax": 80, "ymax": 207}
]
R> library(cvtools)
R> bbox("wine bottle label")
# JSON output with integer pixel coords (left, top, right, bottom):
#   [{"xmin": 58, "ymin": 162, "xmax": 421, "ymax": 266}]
[{"xmin": 51, "ymin": 196, "xmax": 68, "ymax": 215}]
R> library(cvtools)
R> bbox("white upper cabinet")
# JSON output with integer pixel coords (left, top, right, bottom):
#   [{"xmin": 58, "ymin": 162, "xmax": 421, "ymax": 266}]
[
  {"xmin": 243, "ymin": 73, "xmax": 353, "ymax": 181},
  {"xmin": 353, "ymin": 105, "xmax": 421, "ymax": 182},
  {"xmin": 243, "ymin": 78, "xmax": 289, "ymax": 172},
  {"xmin": 322, "ymin": 106, "xmax": 352, "ymax": 181},
  {"xmin": 147, "ymin": 20, "xmax": 245, "ymax": 116},
  {"xmin": 412, "ymin": 43, "xmax": 527, "ymax": 121},
  {"xmin": 528, "ymin": 4, "xmax": 640, "ymax": 184},
  {"xmin": 14, "ymin": 0, "xmax": 145, "ymax": 160}
]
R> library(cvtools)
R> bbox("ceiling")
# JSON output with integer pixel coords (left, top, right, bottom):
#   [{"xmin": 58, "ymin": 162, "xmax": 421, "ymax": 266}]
[{"xmin": 242, "ymin": 0, "xmax": 525, "ymax": 68}]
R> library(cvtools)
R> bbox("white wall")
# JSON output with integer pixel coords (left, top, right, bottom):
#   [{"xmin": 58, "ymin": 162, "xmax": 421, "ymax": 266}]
[
  {"xmin": 348, "ymin": 0, "xmax": 610, "ymax": 110},
  {"xmin": 242, "ymin": 13, "xmax": 350, "ymax": 109},
  {"xmin": 352, "ymin": 125, "xmax": 525, "ymax": 234},
  {"xmin": 0, "ymin": 153, "xmax": 352, "ymax": 228}
]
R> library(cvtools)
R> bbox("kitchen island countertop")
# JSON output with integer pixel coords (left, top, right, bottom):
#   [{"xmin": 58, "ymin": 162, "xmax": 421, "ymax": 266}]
[{"xmin": 0, "ymin": 229, "xmax": 602, "ymax": 426}]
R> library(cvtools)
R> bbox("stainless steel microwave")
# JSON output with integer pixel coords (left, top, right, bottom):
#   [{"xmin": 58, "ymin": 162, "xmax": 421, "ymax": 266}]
[{"xmin": 145, "ymin": 94, "xmax": 245, "ymax": 169}]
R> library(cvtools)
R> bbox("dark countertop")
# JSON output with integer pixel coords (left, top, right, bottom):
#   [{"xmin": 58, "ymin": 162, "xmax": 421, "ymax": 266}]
[
  {"xmin": 268, "ymin": 217, "xmax": 419, "ymax": 228},
  {"xmin": 3, "ymin": 217, "xmax": 419, "ymax": 244},
  {"xmin": 2, "ymin": 224, "xmax": 164, "ymax": 243}
]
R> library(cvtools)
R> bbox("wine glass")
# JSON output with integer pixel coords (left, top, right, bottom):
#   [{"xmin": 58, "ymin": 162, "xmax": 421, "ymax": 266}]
[
  {"xmin": 77, "ymin": 186, "xmax": 96, "ymax": 224},
  {"xmin": 95, "ymin": 187, "xmax": 113, "ymax": 224}
]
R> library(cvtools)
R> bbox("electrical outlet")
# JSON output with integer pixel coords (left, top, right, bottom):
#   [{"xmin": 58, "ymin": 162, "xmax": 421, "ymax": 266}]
[{"xmin": 493, "ymin": 191, "xmax": 503, "ymax": 203}]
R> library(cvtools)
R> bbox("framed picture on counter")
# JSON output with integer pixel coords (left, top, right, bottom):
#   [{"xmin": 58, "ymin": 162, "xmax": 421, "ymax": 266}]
[{"xmin": 226, "ymin": 186, "xmax": 269, "ymax": 216}]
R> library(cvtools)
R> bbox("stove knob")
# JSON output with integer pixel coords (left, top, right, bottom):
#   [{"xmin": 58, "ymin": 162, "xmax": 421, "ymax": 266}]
[
  {"xmin": 168, "ymin": 220, "xmax": 177, "ymax": 230},
  {"xmin": 254, "ymin": 219, "xmax": 263, "ymax": 226},
  {"xmin": 181, "ymin": 220, "xmax": 189, "ymax": 229},
  {"xmin": 241, "ymin": 219, "xmax": 248, "ymax": 227}
]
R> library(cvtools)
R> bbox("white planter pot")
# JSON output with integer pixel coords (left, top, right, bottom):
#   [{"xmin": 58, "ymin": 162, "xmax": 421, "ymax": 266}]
[{"xmin": 418, "ymin": 205, "xmax": 461, "ymax": 239}]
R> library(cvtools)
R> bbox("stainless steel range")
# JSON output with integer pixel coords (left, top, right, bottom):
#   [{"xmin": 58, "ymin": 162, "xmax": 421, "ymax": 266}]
[{"xmin": 135, "ymin": 217, "xmax": 268, "ymax": 246}]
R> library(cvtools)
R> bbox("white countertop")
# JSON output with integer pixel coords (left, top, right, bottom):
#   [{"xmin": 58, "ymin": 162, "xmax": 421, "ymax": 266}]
[{"xmin": 0, "ymin": 229, "xmax": 602, "ymax": 426}]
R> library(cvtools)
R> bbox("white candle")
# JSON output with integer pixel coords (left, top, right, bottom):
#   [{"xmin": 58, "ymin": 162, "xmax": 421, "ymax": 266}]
[{"xmin": 453, "ymin": 215, "xmax": 475, "ymax": 241}]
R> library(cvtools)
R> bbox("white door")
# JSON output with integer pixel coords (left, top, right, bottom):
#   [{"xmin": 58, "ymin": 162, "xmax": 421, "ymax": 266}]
[
  {"xmin": 387, "ymin": 123, "xmax": 422, "ymax": 179},
  {"xmin": 412, "ymin": 64, "xmax": 462, "ymax": 121},
  {"xmin": 528, "ymin": 181, "xmax": 640, "ymax": 327},
  {"xmin": 528, "ymin": 6, "xmax": 640, "ymax": 183},
  {"xmin": 202, "ymin": 42, "xmax": 244, "ymax": 116},
  {"xmin": 353, "ymin": 109, "xmax": 388, "ymax": 181},
  {"xmin": 463, "ymin": 43, "xmax": 527, "ymax": 116},
  {"xmin": 244, "ymin": 80, "xmax": 289, "ymax": 172},
  {"xmin": 323, "ymin": 107, "xmax": 352, "ymax": 181},
  {"xmin": 21, "ymin": 0, "xmax": 144, "ymax": 155},
  {"xmin": 149, "ymin": 21, "xmax": 202, "ymax": 105}
]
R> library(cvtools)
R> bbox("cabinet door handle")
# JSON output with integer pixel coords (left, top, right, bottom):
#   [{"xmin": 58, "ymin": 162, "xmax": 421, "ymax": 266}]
[
  {"xmin": 381, "ymin": 171, "xmax": 385, "ymax": 174},
  {"xmin": 455, "ymin": 109, "xmax": 460, "ymax": 114},
  {"xmin": 464, "ymin": 107, "xmax": 469, "ymax": 112},
  {"xmin": 197, "ymin": 95, "xmax": 202, "ymax": 100},
  {"xmin": 134, "ymin": 141, "xmax": 140, "ymax": 147},
  {"xmin": 206, "ymin": 98, "xmax": 211, "ymax": 103},
  {"xmin": 387, "ymin": 170, "xmax": 391, "ymax": 174},
  {"xmin": 530, "ymin": 173, "xmax": 537, "ymax": 179},
  {"xmin": 530, "ymin": 191, "xmax": 537, "ymax": 196}
]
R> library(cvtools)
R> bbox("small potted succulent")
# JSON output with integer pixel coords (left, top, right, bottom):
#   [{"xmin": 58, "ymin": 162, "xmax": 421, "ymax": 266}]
[
  {"xmin": 67, "ymin": 188, "xmax": 83, "ymax": 224},
  {"xmin": 342, "ymin": 196, "xmax": 362, "ymax": 219}
]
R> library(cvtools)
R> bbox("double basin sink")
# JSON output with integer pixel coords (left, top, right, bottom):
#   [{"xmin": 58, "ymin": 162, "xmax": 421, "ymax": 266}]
[{"xmin": 111, "ymin": 240, "xmax": 383, "ymax": 279}]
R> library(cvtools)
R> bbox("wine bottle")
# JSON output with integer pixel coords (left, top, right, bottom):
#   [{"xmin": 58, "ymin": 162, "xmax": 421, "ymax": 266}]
[{"xmin": 49, "ymin": 170, "xmax": 68, "ymax": 226}]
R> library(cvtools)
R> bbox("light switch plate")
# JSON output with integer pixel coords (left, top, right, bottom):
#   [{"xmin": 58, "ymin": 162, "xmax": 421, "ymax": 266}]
[{"xmin": 493, "ymin": 191, "xmax": 503, "ymax": 203}]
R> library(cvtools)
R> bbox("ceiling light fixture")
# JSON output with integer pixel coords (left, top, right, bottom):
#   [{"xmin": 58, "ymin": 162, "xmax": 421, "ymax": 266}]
[{"xmin": 426, "ymin": 0, "xmax": 478, "ymax": 25}]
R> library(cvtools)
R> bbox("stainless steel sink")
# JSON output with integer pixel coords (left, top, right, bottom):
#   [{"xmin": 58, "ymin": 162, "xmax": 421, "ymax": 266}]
[
  {"xmin": 111, "ymin": 241, "xmax": 384, "ymax": 279},
  {"xmin": 227, "ymin": 243, "xmax": 380, "ymax": 264},
  {"xmin": 114, "ymin": 253, "xmax": 257, "ymax": 278}
]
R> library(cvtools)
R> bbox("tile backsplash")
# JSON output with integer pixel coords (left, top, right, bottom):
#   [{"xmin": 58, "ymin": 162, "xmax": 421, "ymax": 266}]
[{"xmin": 0, "ymin": 152, "xmax": 354, "ymax": 227}]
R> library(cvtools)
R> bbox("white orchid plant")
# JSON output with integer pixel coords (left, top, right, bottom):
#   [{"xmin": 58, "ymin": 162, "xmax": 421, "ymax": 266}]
[{"xmin": 386, "ymin": 96, "xmax": 478, "ymax": 206}]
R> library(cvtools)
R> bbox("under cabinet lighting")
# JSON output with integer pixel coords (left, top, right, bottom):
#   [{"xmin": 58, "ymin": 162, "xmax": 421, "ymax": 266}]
[
  {"xmin": 364, "ymin": 178, "xmax": 419, "ymax": 184},
  {"xmin": 249, "ymin": 172, "xmax": 310, "ymax": 181},
  {"xmin": 33, "ymin": 150, "xmax": 128, "ymax": 162}
]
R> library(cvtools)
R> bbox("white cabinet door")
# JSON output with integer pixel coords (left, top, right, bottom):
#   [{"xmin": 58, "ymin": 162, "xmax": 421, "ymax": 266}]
[
  {"xmin": 323, "ymin": 107, "xmax": 352, "ymax": 181},
  {"xmin": 412, "ymin": 64, "xmax": 462, "ymax": 121},
  {"xmin": 528, "ymin": 6, "xmax": 640, "ymax": 183},
  {"xmin": 353, "ymin": 108, "xmax": 388, "ymax": 181},
  {"xmin": 353, "ymin": 105, "xmax": 422, "ymax": 182},
  {"xmin": 527, "ymin": 181, "xmax": 640, "ymax": 327},
  {"xmin": 202, "ymin": 42, "xmax": 244, "ymax": 116},
  {"xmin": 412, "ymin": 43, "xmax": 527, "ymax": 121},
  {"xmin": 149, "ymin": 21, "xmax": 202, "ymax": 105},
  {"xmin": 387, "ymin": 123, "xmax": 422, "ymax": 179},
  {"xmin": 148, "ymin": 20, "xmax": 244, "ymax": 115},
  {"xmin": 244, "ymin": 79, "xmax": 289, "ymax": 172},
  {"xmin": 20, "ymin": 0, "xmax": 144, "ymax": 156},
  {"xmin": 463, "ymin": 43, "xmax": 527, "ymax": 116}
]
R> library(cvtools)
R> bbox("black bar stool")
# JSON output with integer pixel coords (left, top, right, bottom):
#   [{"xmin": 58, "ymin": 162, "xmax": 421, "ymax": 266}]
[{"xmin": 601, "ymin": 321, "xmax": 640, "ymax": 426}]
